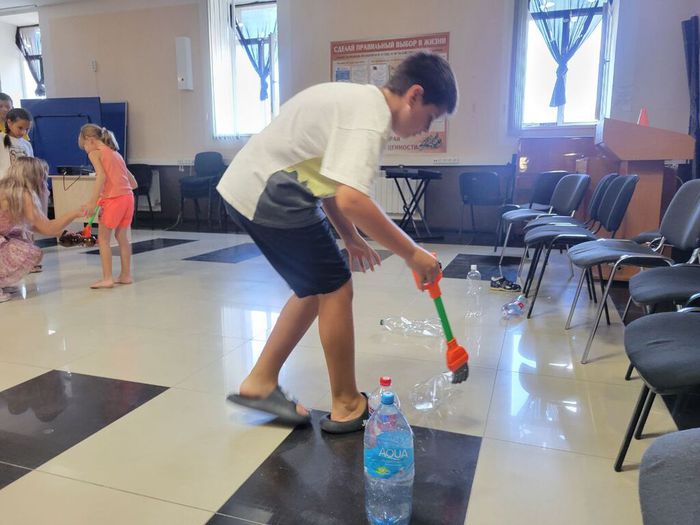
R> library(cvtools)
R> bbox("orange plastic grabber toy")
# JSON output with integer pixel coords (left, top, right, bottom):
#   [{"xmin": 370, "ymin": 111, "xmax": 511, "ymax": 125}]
[
  {"xmin": 82, "ymin": 206, "xmax": 100, "ymax": 238},
  {"xmin": 412, "ymin": 255, "xmax": 470, "ymax": 384}
]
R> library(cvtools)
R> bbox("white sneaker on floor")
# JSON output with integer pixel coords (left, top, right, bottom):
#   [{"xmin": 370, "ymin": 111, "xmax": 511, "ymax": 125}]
[{"xmin": 0, "ymin": 291, "xmax": 11, "ymax": 303}]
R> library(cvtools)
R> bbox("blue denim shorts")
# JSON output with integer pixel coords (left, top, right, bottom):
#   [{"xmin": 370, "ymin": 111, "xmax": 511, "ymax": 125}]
[{"xmin": 225, "ymin": 203, "xmax": 351, "ymax": 298}]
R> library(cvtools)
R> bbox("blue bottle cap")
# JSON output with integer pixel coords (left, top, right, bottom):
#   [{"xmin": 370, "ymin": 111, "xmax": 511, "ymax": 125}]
[{"xmin": 381, "ymin": 392, "xmax": 394, "ymax": 405}]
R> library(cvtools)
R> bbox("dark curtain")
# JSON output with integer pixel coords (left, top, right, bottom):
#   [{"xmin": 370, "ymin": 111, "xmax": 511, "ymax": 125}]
[
  {"xmin": 15, "ymin": 25, "xmax": 45, "ymax": 97},
  {"xmin": 529, "ymin": 0, "xmax": 604, "ymax": 107},
  {"xmin": 682, "ymin": 16, "xmax": 699, "ymax": 180},
  {"xmin": 234, "ymin": 19, "xmax": 275, "ymax": 101}
]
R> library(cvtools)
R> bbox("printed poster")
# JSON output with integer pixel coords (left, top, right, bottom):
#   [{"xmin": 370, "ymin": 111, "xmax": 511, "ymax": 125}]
[{"xmin": 331, "ymin": 32, "xmax": 450, "ymax": 154}]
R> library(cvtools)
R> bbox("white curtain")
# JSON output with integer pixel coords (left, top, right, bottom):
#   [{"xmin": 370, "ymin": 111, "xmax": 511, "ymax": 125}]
[{"xmin": 208, "ymin": 0, "xmax": 237, "ymax": 138}]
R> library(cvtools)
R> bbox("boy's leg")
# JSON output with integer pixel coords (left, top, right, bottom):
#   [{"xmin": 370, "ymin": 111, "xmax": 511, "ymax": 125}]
[
  {"xmin": 239, "ymin": 292, "xmax": 320, "ymax": 416},
  {"xmin": 114, "ymin": 227, "xmax": 132, "ymax": 284},
  {"xmin": 317, "ymin": 279, "xmax": 366, "ymax": 422},
  {"xmin": 91, "ymin": 223, "xmax": 114, "ymax": 288}
]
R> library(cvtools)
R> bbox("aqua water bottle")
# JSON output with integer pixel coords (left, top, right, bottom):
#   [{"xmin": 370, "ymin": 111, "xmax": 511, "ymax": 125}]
[{"xmin": 364, "ymin": 392, "xmax": 414, "ymax": 525}]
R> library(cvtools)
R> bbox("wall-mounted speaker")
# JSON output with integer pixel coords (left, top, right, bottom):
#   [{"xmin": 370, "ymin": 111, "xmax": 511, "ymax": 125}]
[{"xmin": 175, "ymin": 36, "xmax": 193, "ymax": 91}]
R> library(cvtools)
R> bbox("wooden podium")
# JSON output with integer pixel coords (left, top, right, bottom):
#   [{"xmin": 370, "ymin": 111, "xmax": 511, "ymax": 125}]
[{"xmin": 577, "ymin": 118, "xmax": 695, "ymax": 239}]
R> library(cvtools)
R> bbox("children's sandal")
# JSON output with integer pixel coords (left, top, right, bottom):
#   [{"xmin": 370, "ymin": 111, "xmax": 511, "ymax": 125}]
[{"xmin": 490, "ymin": 276, "xmax": 522, "ymax": 292}]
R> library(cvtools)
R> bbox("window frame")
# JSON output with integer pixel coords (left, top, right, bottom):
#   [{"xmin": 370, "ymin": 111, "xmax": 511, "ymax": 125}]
[
  {"xmin": 509, "ymin": 0, "xmax": 615, "ymax": 137},
  {"xmin": 230, "ymin": 0, "xmax": 279, "ymax": 137}
]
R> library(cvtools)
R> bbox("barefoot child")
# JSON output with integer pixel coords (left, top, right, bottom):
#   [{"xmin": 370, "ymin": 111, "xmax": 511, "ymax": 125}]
[
  {"xmin": 79, "ymin": 124, "xmax": 137, "ymax": 289},
  {"xmin": 0, "ymin": 158, "xmax": 86, "ymax": 302}
]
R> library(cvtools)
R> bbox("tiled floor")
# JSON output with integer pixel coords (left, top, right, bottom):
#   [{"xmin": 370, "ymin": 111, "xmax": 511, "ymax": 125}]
[{"xmin": 0, "ymin": 229, "xmax": 675, "ymax": 524}]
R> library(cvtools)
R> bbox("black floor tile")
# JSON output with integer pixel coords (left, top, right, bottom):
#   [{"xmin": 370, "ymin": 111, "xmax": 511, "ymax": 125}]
[
  {"xmin": 35, "ymin": 238, "xmax": 58, "ymax": 248},
  {"xmin": 0, "ymin": 371, "xmax": 166, "ymax": 469},
  {"xmin": 84, "ymin": 238, "xmax": 196, "ymax": 256},
  {"xmin": 0, "ymin": 461, "xmax": 31, "ymax": 490},
  {"xmin": 442, "ymin": 253, "xmax": 520, "ymax": 282},
  {"xmin": 214, "ymin": 410, "xmax": 480, "ymax": 525},
  {"xmin": 207, "ymin": 513, "xmax": 266, "ymax": 525},
  {"xmin": 184, "ymin": 243, "xmax": 262, "ymax": 264}
]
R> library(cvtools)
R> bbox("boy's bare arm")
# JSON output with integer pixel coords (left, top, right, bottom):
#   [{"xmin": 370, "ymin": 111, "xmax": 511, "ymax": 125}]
[
  {"xmin": 334, "ymin": 184, "xmax": 439, "ymax": 283},
  {"xmin": 321, "ymin": 196, "xmax": 359, "ymax": 241}
]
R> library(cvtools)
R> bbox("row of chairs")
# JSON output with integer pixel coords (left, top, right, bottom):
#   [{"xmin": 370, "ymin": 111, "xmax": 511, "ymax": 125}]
[{"xmin": 503, "ymin": 173, "xmax": 700, "ymax": 480}]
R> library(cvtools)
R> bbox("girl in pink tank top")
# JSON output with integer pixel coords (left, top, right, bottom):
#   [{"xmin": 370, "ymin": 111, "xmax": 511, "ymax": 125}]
[{"xmin": 79, "ymin": 124, "xmax": 138, "ymax": 289}]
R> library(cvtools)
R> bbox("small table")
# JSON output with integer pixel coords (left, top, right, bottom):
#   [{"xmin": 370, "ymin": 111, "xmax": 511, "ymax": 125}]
[{"xmin": 383, "ymin": 167, "xmax": 442, "ymax": 241}]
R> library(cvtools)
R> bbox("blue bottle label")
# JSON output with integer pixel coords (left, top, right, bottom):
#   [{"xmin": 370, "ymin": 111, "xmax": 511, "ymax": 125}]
[{"xmin": 364, "ymin": 434, "xmax": 414, "ymax": 479}]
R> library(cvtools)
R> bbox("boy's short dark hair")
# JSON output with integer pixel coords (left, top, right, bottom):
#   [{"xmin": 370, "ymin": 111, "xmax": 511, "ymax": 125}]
[
  {"xmin": 0, "ymin": 93, "xmax": 12, "ymax": 104},
  {"xmin": 385, "ymin": 52, "xmax": 458, "ymax": 114}
]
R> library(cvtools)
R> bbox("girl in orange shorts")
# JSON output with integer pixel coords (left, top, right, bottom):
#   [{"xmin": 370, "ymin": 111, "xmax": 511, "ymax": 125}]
[{"xmin": 79, "ymin": 124, "xmax": 138, "ymax": 289}]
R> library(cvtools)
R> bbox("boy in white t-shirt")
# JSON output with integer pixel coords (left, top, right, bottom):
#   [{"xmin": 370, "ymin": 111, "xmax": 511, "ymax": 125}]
[{"xmin": 219, "ymin": 52, "xmax": 458, "ymax": 433}]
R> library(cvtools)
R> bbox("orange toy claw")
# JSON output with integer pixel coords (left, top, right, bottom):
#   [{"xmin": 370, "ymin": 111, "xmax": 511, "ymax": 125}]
[{"xmin": 412, "ymin": 254, "xmax": 469, "ymax": 383}]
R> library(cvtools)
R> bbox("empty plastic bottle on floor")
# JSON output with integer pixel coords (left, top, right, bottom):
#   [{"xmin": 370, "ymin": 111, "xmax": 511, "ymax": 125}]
[
  {"xmin": 368, "ymin": 376, "xmax": 401, "ymax": 415},
  {"xmin": 465, "ymin": 264, "xmax": 482, "ymax": 318},
  {"xmin": 379, "ymin": 316, "xmax": 443, "ymax": 338},
  {"xmin": 364, "ymin": 392, "xmax": 414, "ymax": 525},
  {"xmin": 409, "ymin": 371, "xmax": 455, "ymax": 411},
  {"xmin": 501, "ymin": 294, "xmax": 527, "ymax": 319}
]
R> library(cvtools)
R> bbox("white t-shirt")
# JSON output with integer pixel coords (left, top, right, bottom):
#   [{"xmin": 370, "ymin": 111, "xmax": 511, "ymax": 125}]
[
  {"xmin": 217, "ymin": 82, "xmax": 392, "ymax": 228},
  {"xmin": 0, "ymin": 133, "xmax": 34, "ymax": 178}
]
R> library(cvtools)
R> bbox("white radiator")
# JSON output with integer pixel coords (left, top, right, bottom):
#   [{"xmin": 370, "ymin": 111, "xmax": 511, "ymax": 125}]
[{"xmin": 374, "ymin": 176, "xmax": 414, "ymax": 218}]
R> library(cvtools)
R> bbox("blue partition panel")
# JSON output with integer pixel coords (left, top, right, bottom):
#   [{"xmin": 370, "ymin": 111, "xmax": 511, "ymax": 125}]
[
  {"xmin": 101, "ymin": 102, "xmax": 128, "ymax": 161},
  {"xmin": 21, "ymin": 97, "xmax": 102, "ymax": 173}
]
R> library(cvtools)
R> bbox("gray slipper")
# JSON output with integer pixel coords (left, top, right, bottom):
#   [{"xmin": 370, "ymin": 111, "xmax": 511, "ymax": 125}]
[
  {"xmin": 320, "ymin": 393, "xmax": 369, "ymax": 434},
  {"xmin": 227, "ymin": 386, "xmax": 311, "ymax": 426}
]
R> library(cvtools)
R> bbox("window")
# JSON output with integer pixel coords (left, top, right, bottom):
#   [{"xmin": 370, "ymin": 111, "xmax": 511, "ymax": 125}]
[
  {"xmin": 208, "ymin": 0, "xmax": 278, "ymax": 138},
  {"xmin": 511, "ymin": 0, "xmax": 614, "ymax": 131}
]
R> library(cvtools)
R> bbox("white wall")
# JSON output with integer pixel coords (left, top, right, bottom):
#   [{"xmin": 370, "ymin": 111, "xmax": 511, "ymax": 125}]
[
  {"xmin": 611, "ymin": 0, "xmax": 698, "ymax": 133},
  {"xmin": 0, "ymin": 20, "xmax": 25, "ymax": 106},
  {"xmin": 37, "ymin": 0, "xmax": 700, "ymax": 166},
  {"xmin": 277, "ymin": 0, "xmax": 518, "ymax": 166}
]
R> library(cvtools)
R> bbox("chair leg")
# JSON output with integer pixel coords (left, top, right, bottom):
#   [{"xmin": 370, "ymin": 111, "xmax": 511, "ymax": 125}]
[
  {"xmin": 597, "ymin": 265, "xmax": 611, "ymax": 326},
  {"xmin": 494, "ymin": 217, "xmax": 502, "ymax": 253},
  {"xmin": 621, "ymin": 296, "xmax": 633, "ymax": 324},
  {"xmin": 624, "ymin": 363, "xmax": 635, "ymax": 381},
  {"xmin": 581, "ymin": 262, "xmax": 621, "ymax": 364},
  {"xmin": 499, "ymin": 223, "xmax": 512, "ymax": 266},
  {"xmin": 207, "ymin": 190, "xmax": 213, "ymax": 230},
  {"xmin": 458, "ymin": 205, "xmax": 465, "ymax": 241},
  {"xmin": 566, "ymin": 268, "xmax": 588, "ymax": 330},
  {"xmin": 523, "ymin": 245, "xmax": 543, "ymax": 297},
  {"xmin": 584, "ymin": 268, "xmax": 592, "ymax": 301},
  {"xmin": 527, "ymin": 242, "xmax": 553, "ymax": 319},
  {"xmin": 470, "ymin": 204, "xmax": 476, "ymax": 234},
  {"xmin": 589, "ymin": 268, "xmax": 598, "ymax": 303},
  {"xmin": 614, "ymin": 385, "xmax": 650, "ymax": 472},
  {"xmin": 634, "ymin": 391, "xmax": 656, "ymax": 440},
  {"xmin": 516, "ymin": 244, "xmax": 528, "ymax": 279},
  {"xmin": 147, "ymin": 193, "xmax": 154, "ymax": 229},
  {"xmin": 194, "ymin": 198, "xmax": 200, "ymax": 231}
]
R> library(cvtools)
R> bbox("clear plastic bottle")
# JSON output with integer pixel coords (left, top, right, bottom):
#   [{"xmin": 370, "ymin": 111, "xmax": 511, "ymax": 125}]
[
  {"xmin": 364, "ymin": 392, "xmax": 414, "ymax": 525},
  {"xmin": 368, "ymin": 376, "xmax": 401, "ymax": 415},
  {"xmin": 379, "ymin": 317, "xmax": 443, "ymax": 338},
  {"xmin": 501, "ymin": 294, "xmax": 527, "ymax": 319},
  {"xmin": 465, "ymin": 264, "xmax": 482, "ymax": 319},
  {"xmin": 409, "ymin": 371, "xmax": 455, "ymax": 411}
]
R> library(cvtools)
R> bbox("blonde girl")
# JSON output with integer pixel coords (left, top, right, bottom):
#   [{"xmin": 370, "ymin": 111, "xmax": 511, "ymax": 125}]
[
  {"xmin": 0, "ymin": 157, "xmax": 86, "ymax": 302},
  {"xmin": 79, "ymin": 124, "xmax": 137, "ymax": 289}
]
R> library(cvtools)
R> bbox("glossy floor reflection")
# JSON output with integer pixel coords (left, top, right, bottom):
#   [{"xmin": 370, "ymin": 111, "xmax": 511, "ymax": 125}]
[{"xmin": 0, "ymin": 229, "xmax": 678, "ymax": 524}]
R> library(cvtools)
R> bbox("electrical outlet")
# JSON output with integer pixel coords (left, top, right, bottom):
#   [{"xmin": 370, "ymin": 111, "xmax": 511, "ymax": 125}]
[
  {"xmin": 178, "ymin": 160, "xmax": 184, "ymax": 172},
  {"xmin": 433, "ymin": 157, "xmax": 460, "ymax": 165},
  {"xmin": 90, "ymin": 59, "xmax": 98, "ymax": 72}
]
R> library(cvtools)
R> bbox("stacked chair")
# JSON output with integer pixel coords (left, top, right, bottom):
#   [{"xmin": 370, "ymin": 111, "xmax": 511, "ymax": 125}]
[
  {"xmin": 567, "ymin": 178, "xmax": 700, "ymax": 364},
  {"xmin": 519, "ymin": 174, "xmax": 637, "ymax": 319},
  {"xmin": 497, "ymin": 172, "xmax": 589, "ymax": 265}
]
